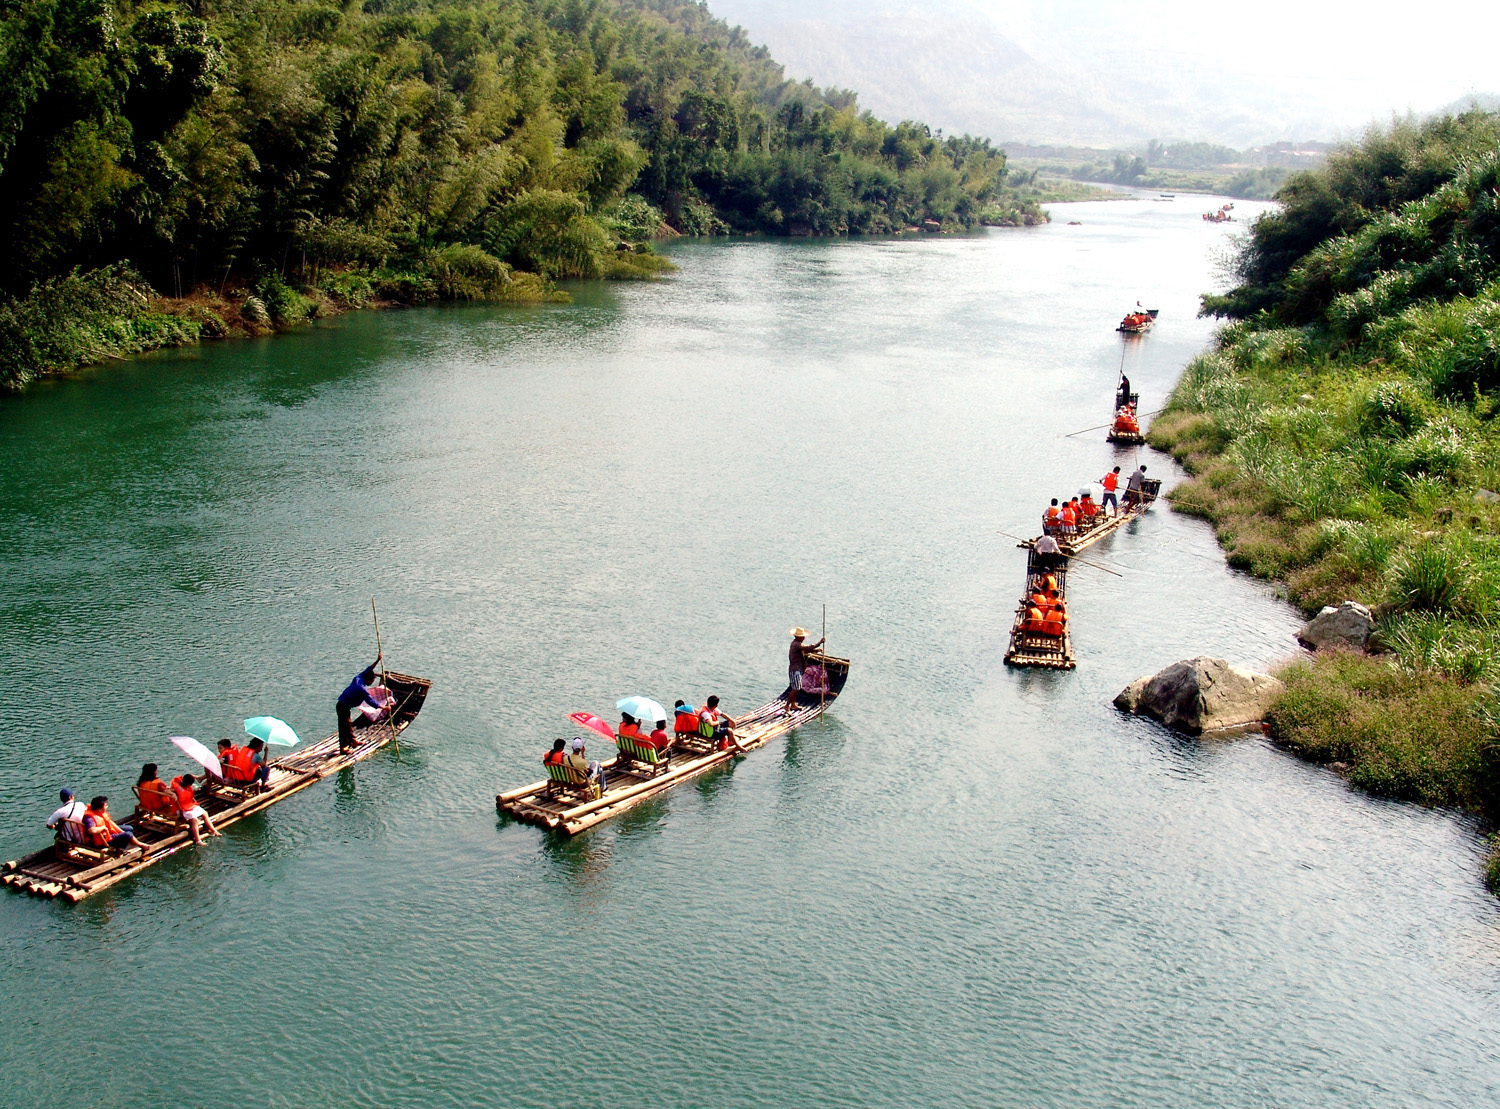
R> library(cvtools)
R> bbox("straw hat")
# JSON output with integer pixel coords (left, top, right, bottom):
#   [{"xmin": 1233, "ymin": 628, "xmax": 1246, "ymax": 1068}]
[{"xmin": 790, "ymin": 627, "xmax": 808, "ymax": 638}]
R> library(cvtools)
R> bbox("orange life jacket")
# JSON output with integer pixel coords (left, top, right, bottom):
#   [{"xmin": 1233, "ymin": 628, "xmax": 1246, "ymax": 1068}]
[
  {"xmin": 674, "ymin": 709, "xmax": 699, "ymax": 734},
  {"xmin": 170, "ymin": 777, "xmax": 197, "ymax": 814},
  {"xmin": 1041, "ymin": 574, "xmax": 1058, "ymax": 593},
  {"xmin": 1041, "ymin": 617, "xmax": 1066, "ymax": 637},
  {"xmin": 1044, "ymin": 506, "xmax": 1061, "ymax": 523},
  {"xmin": 619, "ymin": 722, "xmax": 642, "ymax": 739},
  {"xmin": 1080, "ymin": 499, "xmax": 1097, "ymax": 518},
  {"xmin": 224, "ymin": 745, "xmax": 256, "ymax": 782},
  {"xmin": 1102, "ymin": 472, "xmax": 1119, "ymax": 492},
  {"xmin": 1061, "ymin": 506, "xmax": 1077, "ymax": 525},
  {"xmin": 1023, "ymin": 606, "xmax": 1046, "ymax": 633},
  {"xmin": 543, "ymin": 750, "xmax": 565, "ymax": 766},
  {"xmin": 138, "ymin": 779, "xmax": 174, "ymax": 814},
  {"xmin": 82, "ymin": 806, "xmax": 123, "ymax": 847}
]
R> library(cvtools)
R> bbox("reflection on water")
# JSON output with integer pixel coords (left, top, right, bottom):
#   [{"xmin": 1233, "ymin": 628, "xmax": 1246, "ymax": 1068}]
[{"xmin": 2, "ymin": 197, "xmax": 1499, "ymax": 1107}]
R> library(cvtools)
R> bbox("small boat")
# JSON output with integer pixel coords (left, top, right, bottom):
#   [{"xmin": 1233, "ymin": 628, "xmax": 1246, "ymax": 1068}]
[
  {"xmin": 497, "ymin": 654, "xmax": 851, "ymax": 835},
  {"xmin": 1202, "ymin": 209, "xmax": 1232, "ymax": 223},
  {"xmin": 3, "ymin": 671, "xmax": 432, "ymax": 902},
  {"xmin": 1005, "ymin": 548, "xmax": 1074, "ymax": 669},
  {"xmin": 1117, "ymin": 311, "xmax": 1155, "ymax": 333}
]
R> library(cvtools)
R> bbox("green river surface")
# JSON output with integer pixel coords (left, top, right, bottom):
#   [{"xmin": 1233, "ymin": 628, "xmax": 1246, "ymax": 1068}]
[{"xmin": 2, "ymin": 197, "xmax": 1498, "ymax": 1106}]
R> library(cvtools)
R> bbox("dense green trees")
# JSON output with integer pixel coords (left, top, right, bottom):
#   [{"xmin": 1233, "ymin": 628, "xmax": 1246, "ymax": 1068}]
[{"xmin": 0, "ymin": 0, "xmax": 1009, "ymax": 324}]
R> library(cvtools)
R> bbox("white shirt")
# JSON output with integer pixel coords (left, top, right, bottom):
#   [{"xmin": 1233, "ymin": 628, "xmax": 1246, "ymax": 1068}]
[
  {"xmin": 47, "ymin": 800, "xmax": 86, "ymax": 838},
  {"xmin": 1034, "ymin": 536, "xmax": 1062, "ymax": 555}
]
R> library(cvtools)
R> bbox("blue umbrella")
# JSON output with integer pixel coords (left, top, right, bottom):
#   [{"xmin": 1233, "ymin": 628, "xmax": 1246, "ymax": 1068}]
[{"xmin": 244, "ymin": 716, "xmax": 300, "ymax": 747}]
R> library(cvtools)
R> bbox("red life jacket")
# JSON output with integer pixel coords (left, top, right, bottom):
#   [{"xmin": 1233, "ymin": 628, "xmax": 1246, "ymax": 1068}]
[
  {"xmin": 543, "ymin": 750, "xmax": 565, "ymax": 766},
  {"xmin": 1102, "ymin": 472, "xmax": 1119, "ymax": 492},
  {"xmin": 1061, "ymin": 506, "xmax": 1077, "ymax": 526},
  {"xmin": 674, "ymin": 709, "xmax": 699, "ymax": 734},
  {"xmin": 138, "ymin": 779, "xmax": 174, "ymax": 814},
  {"xmin": 1044, "ymin": 506, "xmax": 1061, "ymax": 523},
  {"xmin": 82, "ymin": 806, "xmax": 123, "ymax": 847},
  {"xmin": 224, "ymin": 745, "xmax": 256, "ymax": 782},
  {"xmin": 619, "ymin": 721, "xmax": 642, "ymax": 739}
]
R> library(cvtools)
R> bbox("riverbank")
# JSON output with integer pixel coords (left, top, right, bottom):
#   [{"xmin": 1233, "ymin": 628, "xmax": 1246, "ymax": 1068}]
[
  {"xmin": 0, "ymin": 255, "xmax": 678, "ymax": 390},
  {"xmin": 1147, "ymin": 112, "xmax": 1500, "ymax": 889}
]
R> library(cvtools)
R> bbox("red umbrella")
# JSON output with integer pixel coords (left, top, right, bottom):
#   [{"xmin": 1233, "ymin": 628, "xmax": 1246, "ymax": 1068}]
[{"xmin": 567, "ymin": 712, "xmax": 616, "ymax": 741}]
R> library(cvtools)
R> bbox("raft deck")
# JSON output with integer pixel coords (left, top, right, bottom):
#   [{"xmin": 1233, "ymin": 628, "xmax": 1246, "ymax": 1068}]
[
  {"xmin": 497, "ymin": 654, "xmax": 850, "ymax": 835},
  {"xmin": 2, "ymin": 671, "xmax": 431, "ymax": 902},
  {"xmin": 1005, "ymin": 549, "xmax": 1075, "ymax": 669}
]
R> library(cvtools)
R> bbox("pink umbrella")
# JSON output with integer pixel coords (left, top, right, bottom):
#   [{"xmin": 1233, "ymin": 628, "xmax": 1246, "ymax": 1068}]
[
  {"xmin": 566, "ymin": 713, "xmax": 615, "ymax": 741},
  {"xmin": 170, "ymin": 735, "xmax": 224, "ymax": 781}
]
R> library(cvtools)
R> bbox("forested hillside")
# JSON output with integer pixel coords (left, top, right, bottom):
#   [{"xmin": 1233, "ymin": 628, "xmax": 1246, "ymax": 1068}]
[
  {"xmin": 0, "ymin": 0, "xmax": 1026, "ymax": 385},
  {"xmin": 1150, "ymin": 111, "xmax": 1500, "ymax": 870}
]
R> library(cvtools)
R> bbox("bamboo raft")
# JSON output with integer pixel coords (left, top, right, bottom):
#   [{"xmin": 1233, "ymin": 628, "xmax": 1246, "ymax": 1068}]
[
  {"xmin": 1005, "ymin": 548, "xmax": 1075, "ymax": 669},
  {"xmin": 2, "ymin": 671, "xmax": 432, "ymax": 902},
  {"xmin": 496, "ymin": 653, "xmax": 851, "ymax": 835},
  {"xmin": 1026, "ymin": 477, "xmax": 1163, "ymax": 557}
]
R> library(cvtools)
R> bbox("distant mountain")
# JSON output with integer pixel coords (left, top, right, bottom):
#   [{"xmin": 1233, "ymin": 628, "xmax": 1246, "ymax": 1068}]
[{"xmin": 706, "ymin": 0, "xmax": 1489, "ymax": 147}]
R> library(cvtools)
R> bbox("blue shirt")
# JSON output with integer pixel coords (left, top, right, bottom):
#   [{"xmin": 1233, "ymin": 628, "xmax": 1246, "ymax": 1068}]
[{"xmin": 338, "ymin": 668, "xmax": 376, "ymax": 708}]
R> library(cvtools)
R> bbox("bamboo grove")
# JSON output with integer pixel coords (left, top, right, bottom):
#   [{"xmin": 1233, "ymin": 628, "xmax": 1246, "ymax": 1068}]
[{"xmin": 0, "ymin": 0, "xmax": 1024, "ymax": 384}]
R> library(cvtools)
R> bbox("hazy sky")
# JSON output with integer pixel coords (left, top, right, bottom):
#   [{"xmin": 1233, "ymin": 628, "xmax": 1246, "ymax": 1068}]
[{"xmin": 711, "ymin": 0, "xmax": 1500, "ymax": 144}]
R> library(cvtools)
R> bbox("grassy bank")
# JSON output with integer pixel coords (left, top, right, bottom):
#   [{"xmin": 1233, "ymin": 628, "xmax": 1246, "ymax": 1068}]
[{"xmin": 1149, "ymin": 111, "xmax": 1500, "ymax": 887}]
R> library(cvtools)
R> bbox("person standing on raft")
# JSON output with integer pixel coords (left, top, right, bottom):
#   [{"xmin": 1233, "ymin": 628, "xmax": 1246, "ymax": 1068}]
[
  {"xmin": 336, "ymin": 653, "xmax": 383, "ymax": 754},
  {"xmin": 786, "ymin": 628, "xmax": 826, "ymax": 715}
]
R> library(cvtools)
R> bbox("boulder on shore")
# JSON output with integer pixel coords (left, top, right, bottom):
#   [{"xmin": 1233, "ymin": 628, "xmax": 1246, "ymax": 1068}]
[
  {"xmin": 1114, "ymin": 656, "xmax": 1284, "ymax": 735},
  {"xmin": 1296, "ymin": 600, "xmax": 1375, "ymax": 653}
]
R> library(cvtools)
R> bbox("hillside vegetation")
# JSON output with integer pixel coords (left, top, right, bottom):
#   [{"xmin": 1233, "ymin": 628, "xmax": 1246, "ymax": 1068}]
[
  {"xmin": 0, "ymin": 0, "xmax": 1027, "ymax": 386},
  {"xmin": 1150, "ymin": 111, "xmax": 1500, "ymax": 875}
]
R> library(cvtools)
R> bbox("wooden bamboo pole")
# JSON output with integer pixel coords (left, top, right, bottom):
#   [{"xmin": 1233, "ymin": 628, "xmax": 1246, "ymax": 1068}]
[{"xmin": 372, "ymin": 597, "xmax": 399, "ymax": 758}]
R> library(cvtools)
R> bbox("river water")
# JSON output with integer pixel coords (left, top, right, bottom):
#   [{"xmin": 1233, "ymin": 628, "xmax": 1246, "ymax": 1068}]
[{"xmin": 2, "ymin": 196, "xmax": 1497, "ymax": 1106}]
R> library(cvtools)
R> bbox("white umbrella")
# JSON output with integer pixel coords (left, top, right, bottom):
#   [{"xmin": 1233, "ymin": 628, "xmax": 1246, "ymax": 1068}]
[
  {"xmin": 170, "ymin": 735, "xmax": 223, "ymax": 781},
  {"xmin": 616, "ymin": 696, "xmax": 667, "ymax": 724}
]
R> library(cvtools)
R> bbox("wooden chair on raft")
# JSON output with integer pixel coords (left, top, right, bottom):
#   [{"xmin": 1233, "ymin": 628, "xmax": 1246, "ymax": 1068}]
[
  {"xmin": 132, "ymin": 782, "xmax": 183, "ymax": 833},
  {"xmin": 543, "ymin": 762, "xmax": 600, "ymax": 803},
  {"xmin": 613, "ymin": 731, "xmax": 671, "ymax": 777}
]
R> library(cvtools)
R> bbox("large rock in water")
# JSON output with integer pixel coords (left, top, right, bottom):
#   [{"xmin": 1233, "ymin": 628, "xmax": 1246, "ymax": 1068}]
[
  {"xmin": 1114, "ymin": 657, "xmax": 1284, "ymax": 735},
  {"xmin": 1296, "ymin": 600, "xmax": 1375, "ymax": 652}
]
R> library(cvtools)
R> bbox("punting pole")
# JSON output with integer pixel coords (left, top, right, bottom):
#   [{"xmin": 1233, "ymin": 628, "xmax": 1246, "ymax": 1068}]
[
  {"xmin": 372, "ymin": 597, "xmax": 399, "ymax": 758},
  {"xmin": 820, "ymin": 604, "xmax": 826, "ymax": 713},
  {"xmin": 996, "ymin": 531, "xmax": 1124, "ymax": 577}
]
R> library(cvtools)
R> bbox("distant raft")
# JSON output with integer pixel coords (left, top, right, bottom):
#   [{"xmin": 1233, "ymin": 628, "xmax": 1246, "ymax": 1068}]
[
  {"xmin": 496, "ymin": 653, "xmax": 851, "ymax": 836},
  {"xmin": 2, "ymin": 671, "xmax": 432, "ymax": 902}
]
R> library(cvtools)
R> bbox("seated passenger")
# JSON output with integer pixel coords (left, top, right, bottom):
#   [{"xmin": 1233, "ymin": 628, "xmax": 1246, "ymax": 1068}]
[
  {"xmin": 82, "ymin": 796, "xmax": 149, "ymax": 856},
  {"xmin": 647, "ymin": 720, "xmax": 673, "ymax": 754},
  {"xmin": 135, "ymin": 764, "xmax": 176, "ymax": 816},
  {"xmin": 617, "ymin": 713, "xmax": 643, "ymax": 741},
  {"xmin": 700, "ymin": 696, "xmax": 744, "ymax": 752},
  {"xmin": 46, "ymin": 788, "xmax": 87, "ymax": 844},
  {"xmin": 543, "ymin": 738, "xmax": 567, "ymax": 767},
  {"xmin": 170, "ymin": 773, "xmax": 222, "ymax": 845},
  {"xmin": 1080, "ymin": 493, "xmax": 1098, "ymax": 521},
  {"xmin": 673, "ymin": 700, "xmax": 699, "ymax": 739},
  {"xmin": 1022, "ymin": 605, "xmax": 1048, "ymax": 633},
  {"xmin": 1043, "ymin": 499, "xmax": 1062, "ymax": 535},
  {"xmin": 218, "ymin": 739, "xmax": 269, "ymax": 790},
  {"xmin": 565, "ymin": 737, "xmax": 606, "ymax": 795}
]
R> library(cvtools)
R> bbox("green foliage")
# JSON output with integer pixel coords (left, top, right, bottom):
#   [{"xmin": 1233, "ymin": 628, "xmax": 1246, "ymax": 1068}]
[
  {"xmin": 1268, "ymin": 653, "xmax": 1500, "ymax": 813},
  {"xmin": 0, "ymin": 266, "xmax": 196, "ymax": 388},
  {"xmin": 253, "ymin": 272, "xmax": 312, "ymax": 323},
  {"xmin": 1153, "ymin": 111, "xmax": 1500, "ymax": 843}
]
